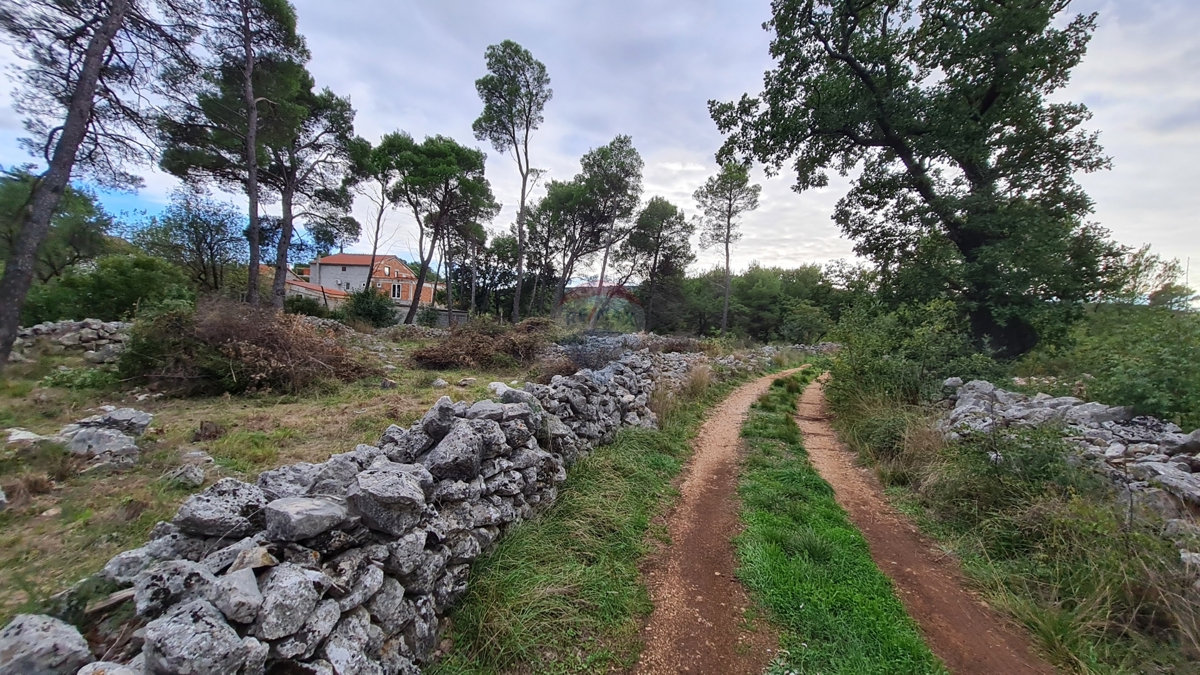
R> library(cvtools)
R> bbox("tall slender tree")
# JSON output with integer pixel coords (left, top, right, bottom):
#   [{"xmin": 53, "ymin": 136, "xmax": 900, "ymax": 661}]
[
  {"xmin": 197, "ymin": 0, "xmax": 305, "ymax": 304},
  {"xmin": 694, "ymin": 162, "xmax": 760, "ymax": 336},
  {"xmin": 473, "ymin": 40, "xmax": 552, "ymax": 323},
  {"xmin": 344, "ymin": 133, "xmax": 411, "ymax": 288},
  {"xmin": 621, "ymin": 196, "xmax": 695, "ymax": 331},
  {"xmin": 578, "ymin": 135, "xmax": 643, "ymax": 329},
  {"xmin": 391, "ymin": 134, "xmax": 499, "ymax": 324},
  {"xmin": 528, "ymin": 179, "xmax": 606, "ymax": 318},
  {"xmin": 0, "ymin": 0, "xmax": 199, "ymax": 368}
]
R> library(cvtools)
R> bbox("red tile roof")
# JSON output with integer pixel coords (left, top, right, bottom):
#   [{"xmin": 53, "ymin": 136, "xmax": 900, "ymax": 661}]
[
  {"xmin": 317, "ymin": 253, "xmax": 401, "ymax": 265},
  {"xmin": 286, "ymin": 279, "xmax": 349, "ymax": 298}
]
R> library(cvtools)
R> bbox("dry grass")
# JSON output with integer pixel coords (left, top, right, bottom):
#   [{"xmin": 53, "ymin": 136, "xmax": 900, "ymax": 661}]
[{"xmin": 411, "ymin": 318, "xmax": 553, "ymax": 370}]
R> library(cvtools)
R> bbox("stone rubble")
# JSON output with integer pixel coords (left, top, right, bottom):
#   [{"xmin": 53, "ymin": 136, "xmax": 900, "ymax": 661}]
[
  {"xmin": 3, "ymin": 407, "xmax": 154, "ymax": 470},
  {"xmin": 939, "ymin": 378, "xmax": 1200, "ymax": 564},
  {"xmin": 10, "ymin": 319, "xmax": 131, "ymax": 364},
  {"xmin": 0, "ymin": 340, "xmax": 820, "ymax": 674}
]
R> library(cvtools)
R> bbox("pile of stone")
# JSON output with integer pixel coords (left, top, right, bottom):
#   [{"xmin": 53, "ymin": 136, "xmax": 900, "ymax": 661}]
[
  {"xmin": 939, "ymin": 378, "xmax": 1200, "ymax": 543},
  {"xmin": 10, "ymin": 319, "xmax": 130, "ymax": 364},
  {"xmin": 5, "ymin": 407, "xmax": 153, "ymax": 470},
  {"xmin": 0, "ymin": 347, "xmax": 686, "ymax": 674}
]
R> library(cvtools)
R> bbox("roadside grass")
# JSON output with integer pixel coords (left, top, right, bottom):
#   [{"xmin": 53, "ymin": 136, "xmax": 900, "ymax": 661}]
[
  {"xmin": 429, "ymin": 369, "xmax": 750, "ymax": 675},
  {"xmin": 0, "ymin": 340, "xmax": 533, "ymax": 625},
  {"xmin": 831, "ymin": 393, "xmax": 1200, "ymax": 673},
  {"xmin": 737, "ymin": 371, "xmax": 947, "ymax": 675}
]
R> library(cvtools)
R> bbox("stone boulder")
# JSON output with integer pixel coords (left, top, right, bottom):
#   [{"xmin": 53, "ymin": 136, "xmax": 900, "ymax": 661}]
[
  {"xmin": 347, "ymin": 462, "xmax": 427, "ymax": 537},
  {"xmin": 264, "ymin": 497, "xmax": 350, "ymax": 542},
  {"xmin": 0, "ymin": 614, "xmax": 92, "ymax": 675},
  {"xmin": 421, "ymin": 419, "xmax": 483, "ymax": 482},
  {"xmin": 173, "ymin": 478, "xmax": 267, "ymax": 537},
  {"xmin": 143, "ymin": 600, "xmax": 248, "ymax": 674},
  {"xmin": 253, "ymin": 563, "xmax": 331, "ymax": 641},
  {"xmin": 211, "ymin": 567, "xmax": 263, "ymax": 624},
  {"xmin": 133, "ymin": 560, "xmax": 218, "ymax": 618}
]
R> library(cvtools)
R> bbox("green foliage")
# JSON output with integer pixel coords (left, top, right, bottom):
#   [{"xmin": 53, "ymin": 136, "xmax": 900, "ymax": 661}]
[
  {"xmin": 415, "ymin": 305, "xmax": 439, "ymax": 328},
  {"xmin": 0, "ymin": 168, "xmax": 113, "ymax": 282},
  {"xmin": 830, "ymin": 360, "xmax": 1200, "ymax": 670},
  {"xmin": 738, "ymin": 372, "xmax": 945, "ymax": 674},
  {"xmin": 343, "ymin": 288, "xmax": 396, "ymax": 328},
  {"xmin": 283, "ymin": 294, "xmax": 328, "ymax": 318},
  {"xmin": 21, "ymin": 254, "xmax": 193, "ymax": 324},
  {"xmin": 40, "ymin": 367, "xmax": 119, "ymax": 390},
  {"xmin": 1018, "ymin": 305, "xmax": 1200, "ymax": 430},
  {"xmin": 132, "ymin": 191, "xmax": 246, "ymax": 292},
  {"xmin": 712, "ymin": 0, "xmax": 1124, "ymax": 356},
  {"xmin": 825, "ymin": 300, "xmax": 1007, "ymax": 407},
  {"xmin": 779, "ymin": 301, "xmax": 832, "ymax": 344}
]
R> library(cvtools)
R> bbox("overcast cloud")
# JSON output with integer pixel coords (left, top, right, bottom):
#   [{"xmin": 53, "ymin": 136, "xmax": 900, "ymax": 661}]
[{"xmin": 1, "ymin": 0, "xmax": 1196, "ymax": 285}]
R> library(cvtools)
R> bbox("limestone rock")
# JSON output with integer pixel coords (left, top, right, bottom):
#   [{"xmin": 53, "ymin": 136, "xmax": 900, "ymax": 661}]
[
  {"xmin": 271, "ymin": 598, "xmax": 340, "ymax": 660},
  {"xmin": 77, "ymin": 662, "xmax": 139, "ymax": 675},
  {"xmin": 253, "ymin": 563, "xmax": 331, "ymax": 641},
  {"xmin": 0, "ymin": 614, "xmax": 92, "ymax": 675},
  {"xmin": 347, "ymin": 463, "xmax": 427, "ymax": 537},
  {"xmin": 366, "ymin": 576, "xmax": 413, "ymax": 637},
  {"xmin": 256, "ymin": 463, "xmax": 319, "ymax": 500},
  {"xmin": 65, "ymin": 427, "xmax": 138, "ymax": 460},
  {"xmin": 421, "ymin": 419, "xmax": 483, "ymax": 482},
  {"xmin": 212, "ymin": 567, "xmax": 263, "ymax": 624},
  {"xmin": 133, "ymin": 560, "xmax": 218, "ymax": 618},
  {"xmin": 173, "ymin": 478, "xmax": 267, "ymax": 538},
  {"xmin": 264, "ymin": 497, "xmax": 350, "ymax": 542},
  {"xmin": 143, "ymin": 600, "xmax": 248, "ymax": 674},
  {"xmin": 308, "ymin": 455, "xmax": 363, "ymax": 498}
]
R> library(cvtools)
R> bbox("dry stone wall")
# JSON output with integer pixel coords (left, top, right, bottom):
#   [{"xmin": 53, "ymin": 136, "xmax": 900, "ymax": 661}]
[
  {"xmin": 9, "ymin": 320, "xmax": 131, "ymax": 364},
  {"xmin": 939, "ymin": 378, "xmax": 1200, "ymax": 561},
  {"xmin": 0, "ymin": 344, "xmax": 799, "ymax": 675}
]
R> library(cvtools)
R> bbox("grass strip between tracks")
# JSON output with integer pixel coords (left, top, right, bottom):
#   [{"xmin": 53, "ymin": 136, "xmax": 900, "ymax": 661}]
[{"xmin": 736, "ymin": 370, "xmax": 947, "ymax": 675}]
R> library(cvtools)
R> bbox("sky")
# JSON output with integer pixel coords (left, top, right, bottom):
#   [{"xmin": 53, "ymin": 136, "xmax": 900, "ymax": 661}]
[{"xmin": 1, "ymin": 0, "xmax": 1197, "ymax": 286}]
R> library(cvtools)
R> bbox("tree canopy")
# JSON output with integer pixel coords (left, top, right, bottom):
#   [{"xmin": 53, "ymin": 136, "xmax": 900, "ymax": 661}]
[{"xmin": 711, "ymin": 0, "xmax": 1124, "ymax": 356}]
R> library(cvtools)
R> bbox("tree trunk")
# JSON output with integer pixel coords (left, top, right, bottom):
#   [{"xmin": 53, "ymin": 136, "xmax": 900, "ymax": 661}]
[
  {"xmin": 0, "ymin": 0, "xmax": 131, "ymax": 371},
  {"xmin": 721, "ymin": 237, "xmax": 731, "ymax": 336},
  {"xmin": 587, "ymin": 233, "xmax": 613, "ymax": 330},
  {"xmin": 511, "ymin": 171, "xmax": 529, "ymax": 323},
  {"xmin": 404, "ymin": 229, "xmax": 439, "ymax": 325},
  {"xmin": 241, "ymin": 0, "xmax": 262, "ymax": 305},
  {"xmin": 470, "ymin": 247, "xmax": 477, "ymax": 315},
  {"xmin": 445, "ymin": 235, "xmax": 456, "ymax": 326},
  {"xmin": 271, "ymin": 185, "xmax": 295, "ymax": 309}
]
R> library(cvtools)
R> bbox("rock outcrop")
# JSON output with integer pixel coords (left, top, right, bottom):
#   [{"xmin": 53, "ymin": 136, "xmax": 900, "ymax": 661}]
[{"xmin": 9, "ymin": 319, "xmax": 130, "ymax": 364}]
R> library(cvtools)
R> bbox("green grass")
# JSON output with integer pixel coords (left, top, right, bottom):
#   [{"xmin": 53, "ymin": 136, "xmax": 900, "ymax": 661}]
[
  {"xmin": 429, "ymin": 375, "xmax": 751, "ymax": 675},
  {"xmin": 736, "ymin": 371, "xmax": 947, "ymax": 675}
]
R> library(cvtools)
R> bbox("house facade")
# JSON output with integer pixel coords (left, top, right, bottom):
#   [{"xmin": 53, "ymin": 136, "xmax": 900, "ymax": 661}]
[{"xmin": 306, "ymin": 253, "xmax": 438, "ymax": 307}]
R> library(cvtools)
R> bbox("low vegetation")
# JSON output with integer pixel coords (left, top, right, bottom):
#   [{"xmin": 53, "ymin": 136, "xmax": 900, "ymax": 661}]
[
  {"xmin": 119, "ymin": 298, "xmax": 378, "ymax": 395},
  {"xmin": 826, "ymin": 304, "xmax": 1200, "ymax": 673},
  {"xmin": 429, "ymin": 365, "xmax": 733, "ymax": 674},
  {"xmin": 738, "ymin": 370, "xmax": 946, "ymax": 675},
  {"xmin": 411, "ymin": 317, "xmax": 555, "ymax": 370}
]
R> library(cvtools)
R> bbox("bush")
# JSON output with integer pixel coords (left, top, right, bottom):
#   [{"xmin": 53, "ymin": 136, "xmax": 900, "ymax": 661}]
[
  {"xmin": 416, "ymin": 306, "xmax": 440, "ymax": 328},
  {"xmin": 1022, "ymin": 305, "xmax": 1200, "ymax": 430},
  {"xmin": 343, "ymin": 288, "xmax": 396, "ymax": 328},
  {"xmin": 825, "ymin": 300, "xmax": 1007, "ymax": 408},
  {"xmin": 21, "ymin": 254, "xmax": 193, "ymax": 324},
  {"xmin": 40, "ymin": 367, "xmax": 120, "ymax": 390},
  {"xmin": 119, "ymin": 298, "xmax": 378, "ymax": 394},
  {"xmin": 410, "ymin": 318, "xmax": 552, "ymax": 370},
  {"xmin": 283, "ymin": 295, "xmax": 329, "ymax": 318}
]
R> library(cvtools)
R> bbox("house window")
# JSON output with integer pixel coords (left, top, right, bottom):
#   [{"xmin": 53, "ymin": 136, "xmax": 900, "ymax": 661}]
[
  {"xmin": 391, "ymin": 284, "xmax": 402, "ymax": 299},
  {"xmin": 384, "ymin": 266, "xmax": 391, "ymax": 277},
  {"xmin": 341, "ymin": 266, "xmax": 347, "ymax": 271}
]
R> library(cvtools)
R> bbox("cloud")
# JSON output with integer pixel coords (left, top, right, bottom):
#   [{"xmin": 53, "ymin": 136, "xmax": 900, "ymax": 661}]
[{"xmin": 0, "ymin": 0, "xmax": 1196, "ymax": 286}]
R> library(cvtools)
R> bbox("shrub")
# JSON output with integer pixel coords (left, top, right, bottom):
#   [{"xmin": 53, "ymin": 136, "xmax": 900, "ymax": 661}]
[
  {"xmin": 825, "ymin": 300, "xmax": 1007, "ymax": 408},
  {"xmin": 119, "ymin": 298, "xmax": 377, "ymax": 394},
  {"xmin": 283, "ymin": 295, "xmax": 329, "ymax": 318},
  {"xmin": 416, "ymin": 306, "xmax": 440, "ymax": 328},
  {"xmin": 410, "ymin": 318, "xmax": 552, "ymax": 370},
  {"xmin": 21, "ymin": 254, "xmax": 193, "ymax": 324},
  {"xmin": 40, "ymin": 367, "xmax": 120, "ymax": 390},
  {"xmin": 343, "ymin": 288, "xmax": 397, "ymax": 328}
]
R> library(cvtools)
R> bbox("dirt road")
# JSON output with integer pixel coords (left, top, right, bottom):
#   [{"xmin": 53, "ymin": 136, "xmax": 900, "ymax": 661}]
[
  {"xmin": 633, "ymin": 370, "xmax": 797, "ymax": 675},
  {"xmin": 795, "ymin": 376, "xmax": 1055, "ymax": 675}
]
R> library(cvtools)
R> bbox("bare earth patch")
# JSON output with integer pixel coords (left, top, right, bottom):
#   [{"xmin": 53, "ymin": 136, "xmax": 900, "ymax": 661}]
[
  {"xmin": 796, "ymin": 376, "xmax": 1055, "ymax": 675},
  {"xmin": 634, "ymin": 370, "xmax": 804, "ymax": 675}
]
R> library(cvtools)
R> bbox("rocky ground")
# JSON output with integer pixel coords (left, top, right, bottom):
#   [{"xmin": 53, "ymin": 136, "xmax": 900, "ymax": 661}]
[{"xmin": 939, "ymin": 378, "xmax": 1200, "ymax": 562}]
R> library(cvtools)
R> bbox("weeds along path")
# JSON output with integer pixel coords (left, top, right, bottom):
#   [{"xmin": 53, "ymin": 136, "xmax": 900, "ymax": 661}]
[
  {"xmin": 634, "ymin": 369, "xmax": 804, "ymax": 675},
  {"xmin": 796, "ymin": 376, "xmax": 1054, "ymax": 675}
]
